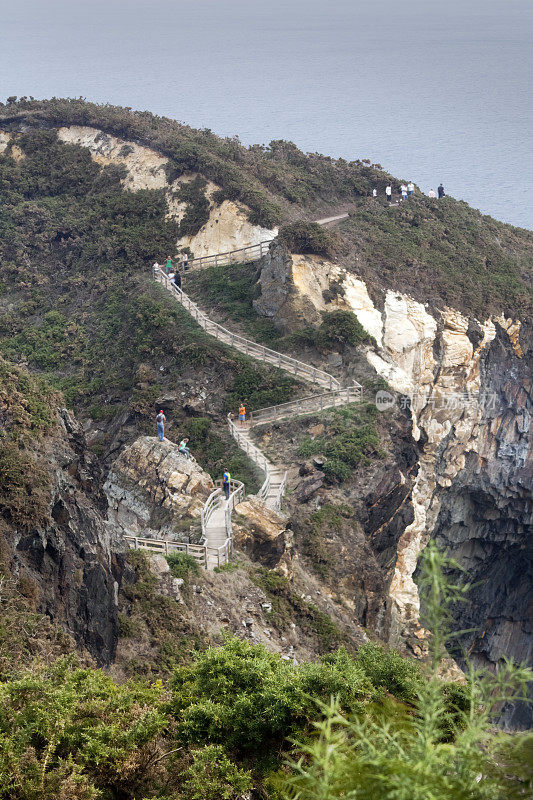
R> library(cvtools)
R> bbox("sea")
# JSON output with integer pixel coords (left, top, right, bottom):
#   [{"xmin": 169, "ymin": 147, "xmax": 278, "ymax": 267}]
[{"xmin": 1, "ymin": 0, "xmax": 532, "ymax": 230}]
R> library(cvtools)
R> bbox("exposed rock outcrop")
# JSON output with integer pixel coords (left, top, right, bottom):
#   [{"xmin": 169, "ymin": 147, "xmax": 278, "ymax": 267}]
[
  {"xmin": 254, "ymin": 240, "xmax": 323, "ymax": 332},
  {"xmin": 255, "ymin": 242, "xmax": 532, "ymax": 725},
  {"xmin": 234, "ymin": 497, "xmax": 291, "ymax": 568},
  {"xmin": 1, "ymin": 409, "xmax": 123, "ymax": 665},
  {"xmin": 104, "ymin": 436, "xmax": 214, "ymax": 542},
  {"xmin": 55, "ymin": 125, "xmax": 276, "ymax": 258}
]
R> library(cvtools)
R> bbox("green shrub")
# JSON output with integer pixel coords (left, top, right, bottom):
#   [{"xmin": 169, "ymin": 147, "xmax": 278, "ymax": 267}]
[
  {"xmin": 171, "ymin": 638, "xmax": 310, "ymax": 754},
  {"xmin": 0, "ymin": 658, "xmax": 167, "ymax": 800},
  {"xmin": 282, "ymin": 545, "xmax": 533, "ymax": 800},
  {"xmin": 176, "ymin": 175, "xmax": 211, "ymax": 237},
  {"xmin": 322, "ymin": 458, "xmax": 353, "ymax": 482},
  {"xmin": 278, "ymin": 222, "xmax": 339, "ymax": 257},
  {"xmin": 181, "ymin": 745, "xmax": 252, "ymax": 800},
  {"xmin": 303, "ymin": 505, "xmax": 346, "ymax": 578},
  {"xmin": 315, "ymin": 309, "xmax": 371, "ymax": 351},
  {"xmin": 0, "ymin": 441, "xmax": 51, "ymax": 527},
  {"xmin": 166, "ymin": 551, "xmax": 201, "ymax": 580},
  {"xmin": 297, "ymin": 403, "xmax": 381, "ymax": 483},
  {"xmin": 355, "ymin": 642, "xmax": 422, "ymax": 702}
]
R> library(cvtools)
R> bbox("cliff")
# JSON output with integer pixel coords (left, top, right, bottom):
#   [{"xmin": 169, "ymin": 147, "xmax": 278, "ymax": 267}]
[
  {"xmin": 0, "ymin": 99, "xmax": 531, "ymax": 727},
  {"xmin": 0, "ymin": 358, "xmax": 123, "ymax": 665},
  {"xmin": 252, "ymin": 239, "xmax": 532, "ymax": 725}
]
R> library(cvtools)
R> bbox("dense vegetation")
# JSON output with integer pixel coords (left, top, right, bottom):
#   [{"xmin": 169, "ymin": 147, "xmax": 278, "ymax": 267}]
[
  {"xmin": 342, "ymin": 196, "xmax": 533, "ymax": 318},
  {"xmin": 186, "ymin": 262, "xmax": 371, "ymax": 353},
  {"xmin": 0, "ymin": 358, "xmax": 57, "ymax": 527},
  {"xmin": 0, "ymin": 129, "xmax": 296, "ymax": 484},
  {"xmin": 1, "ymin": 98, "xmax": 530, "ymax": 325},
  {"xmin": 0, "ymin": 97, "xmax": 388, "ymax": 228},
  {"xmin": 278, "ymin": 221, "xmax": 341, "ymax": 257},
  {"xmin": 0, "ymin": 545, "xmax": 530, "ymax": 799}
]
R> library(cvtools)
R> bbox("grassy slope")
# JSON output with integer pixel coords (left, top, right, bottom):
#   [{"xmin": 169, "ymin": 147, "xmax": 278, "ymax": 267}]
[
  {"xmin": 341, "ymin": 197, "xmax": 533, "ymax": 318},
  {"xmin": 0, "ymin": 97, "xmax": 387, "ymax": 227},
  {"xmin": 0, "ymin": 129, "xmax": 297, "ymax": 487},
  {"xmin": 1, "ymin": 98, "xmax": 531, "ymax": 322}
]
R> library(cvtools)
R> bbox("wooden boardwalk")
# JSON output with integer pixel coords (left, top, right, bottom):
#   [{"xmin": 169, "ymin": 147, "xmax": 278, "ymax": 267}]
[{"xmin": 128, "ymin": 239, "xmax": 364, "ymax": 568}]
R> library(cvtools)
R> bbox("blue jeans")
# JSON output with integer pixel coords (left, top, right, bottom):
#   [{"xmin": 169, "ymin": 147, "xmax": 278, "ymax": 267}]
[
  {"xmin": 179, "ymin": 447, "xmax": 190, "ymax": 459},
  {"xmin": 157, "ymin": 423, "xmax": 164, "ymax": 441}
]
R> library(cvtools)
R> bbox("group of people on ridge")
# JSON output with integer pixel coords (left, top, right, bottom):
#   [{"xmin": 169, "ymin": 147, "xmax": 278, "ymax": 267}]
[
  {"xmin": 155, "ymin": 402, "xmax": 247, "ymax": 503},
  {"xmin": 373, "ymin": 182, "xmax": 445, "ymax": 204}
]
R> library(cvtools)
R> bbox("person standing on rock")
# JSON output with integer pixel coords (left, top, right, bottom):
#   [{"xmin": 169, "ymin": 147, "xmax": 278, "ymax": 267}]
[
  {"xmin": 385, "ymin": 185, "xmax": 392, "ymax": 204},
  {"xmin": 238, "ymin": 402, "xmax": 246, "ymax": 427},
  {"xmin": 438, "ymin": 183, "xmax": 445, "ymax": 198},
  {"xmin": 179, "ymin": 437, "xmax": 190, "ymax": 459},
  {"xmin": 222, "ymin": 469, "xmax": 231, "ymax": 501},
  {"xmin": 407, "ymin": 181, "xmax": 415, "ymax": 196},
  {"xmin": 400, "ymin": 183, "xmax": 408, "ymax": 201},
  {"xmin": 428, "ymin": 188, "xmax": 437, "ymax": 199},
  {"xmin": 156, "ymin": 410, "xmax": 166, "ymax": 441},
  {"xmin": 372, "ymin": 187, "xmax": 377, "ymax": 199}
]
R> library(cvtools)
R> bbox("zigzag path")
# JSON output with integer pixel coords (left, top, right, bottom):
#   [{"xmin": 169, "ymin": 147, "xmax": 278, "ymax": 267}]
[{"xmin": 140, "ymin": 235, "xmax": 363, "ymax": 567}]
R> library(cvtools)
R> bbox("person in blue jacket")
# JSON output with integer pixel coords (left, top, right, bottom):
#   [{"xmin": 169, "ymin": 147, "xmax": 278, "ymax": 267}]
[{"xmin": 222, "ymin": 469, "xmax": 231, "ymax": 500}]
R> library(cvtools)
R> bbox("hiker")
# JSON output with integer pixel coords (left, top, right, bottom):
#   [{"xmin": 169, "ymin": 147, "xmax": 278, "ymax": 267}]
[
  {"xmin": 153, "ymin": 261, "xmax": 160, "ymax": 275},
  {"xmin": 178, "ymin": 437, "xmax": 190, "ymax": 459},
  {"xmin": 181, "ymin": 251, "xmax": 189, "ymax": 271},
  {"xmin": 372, "ymin": 188, "xmax": 377, "ymax": 199},
  {"xmin": 428, "ymin": 188, "xmax": 437, "ymax": 199},
  {"xmin": 438, "ymin": 183, "xmax": 445, "ymax": 199},
  {"xmin": 385, "ymin": 185, "xmax": 392, "ymax": 204},
  {"xmin": 156, "ymin": 410, "xmax": 166, "ymax": 441},
  {"xmin": 407, "ymin": 181, "xmax": 415, "ymax": 196},
  {"xmin": 222, "ymin": 469, "xmax": 231, "ymax": 501},
  {"xmin": 170, "ymin": 271, "xmax": 182, "ymax": 290},
  {"xmin": 165, "ymin": 256, "xmax": 173, "ymax": 275},
  {"xmin": 400, "ymin": 183, "xmax": 408, "ymax": 201},
  {"xmin": 238, "ymin": 402, "xmax": 246, "ymax": 427}
]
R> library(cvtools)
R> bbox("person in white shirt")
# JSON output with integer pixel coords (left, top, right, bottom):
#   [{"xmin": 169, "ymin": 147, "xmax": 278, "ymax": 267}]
[
  {"xmin": 407, "ymin": 181, "xmax": 415, "ymax": 196},
  {"xmin": 385, "ymin": 185, "xmax": 392, "ymax": 203},
  {"xmin": 401, "ymin": 184, "xmax": 408, "ymax": 201},
  {"xmin": 372, "ymin": 188, "xmax": 377, "ymax": 198},
  {"xmin": 428, "ymin": 189, "xmax": 437, "ymax": 199},
  {"xmin": 153, "ymin": 261, "xmax": 160, "ymax": 275}
]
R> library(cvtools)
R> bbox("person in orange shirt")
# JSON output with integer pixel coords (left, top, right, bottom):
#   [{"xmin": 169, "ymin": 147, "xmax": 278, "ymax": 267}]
[{"xmin": 238, "ymin": 402, "xmax": 246, "ymax": 427}]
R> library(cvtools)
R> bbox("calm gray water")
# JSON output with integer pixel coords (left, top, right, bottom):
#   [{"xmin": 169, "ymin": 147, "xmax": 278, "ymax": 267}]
[{"xmin": 1, "ymin": 0, "xmax": 532, "ymax": 229}]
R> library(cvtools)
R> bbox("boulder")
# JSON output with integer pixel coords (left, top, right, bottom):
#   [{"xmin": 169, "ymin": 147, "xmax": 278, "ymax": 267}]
[
  {"xmin": 294, "ymin": 470, "xmax": 325, "ymax": 502},
  {"xmin": 234, "ymin": 497, "xmax": 289, "ymax": 567},
  {"xmin": 104, "ymin": 436, "xmax": 214, "ymax": 540}
]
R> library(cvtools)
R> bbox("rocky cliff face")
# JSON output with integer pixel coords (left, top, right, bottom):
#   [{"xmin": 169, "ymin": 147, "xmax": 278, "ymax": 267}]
[
  {"xmin": 255, "ymin": 241, "xmax": 532, "ymax": 724},
  {"xmin": 1, "ymin": 409, "xmax": 124, "ymax": 665},
  {"xmin": 104, "ymin": 436, "xmax": 214, "ymax": 543}
]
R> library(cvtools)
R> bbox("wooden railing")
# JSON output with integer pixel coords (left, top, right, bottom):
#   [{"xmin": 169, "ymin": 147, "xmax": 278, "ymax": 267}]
[
  {"xmin": 187, "ymin": 239, "xmax": 275, "ymax": 270},
  {"xmin": 137, "ymin": 260, "xmax": 365, "ymax": 566},
  {"xmin": 124, "ymin": 477, "xmax": 245, "ymax": 570},
  {"xmin": 154, "ymin": 268, "xmax": 340, "ymax": 390},
  {"xmin": 227, "ymin": 413, "xmax": 289, "ymax": 511},
  {"xmin": 123, "ymin": 536, "xmax": 208, "ymax": 567},
  {"xmin": 248, "ymin": 385, "xmax": 363, "ymax": 426}
]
